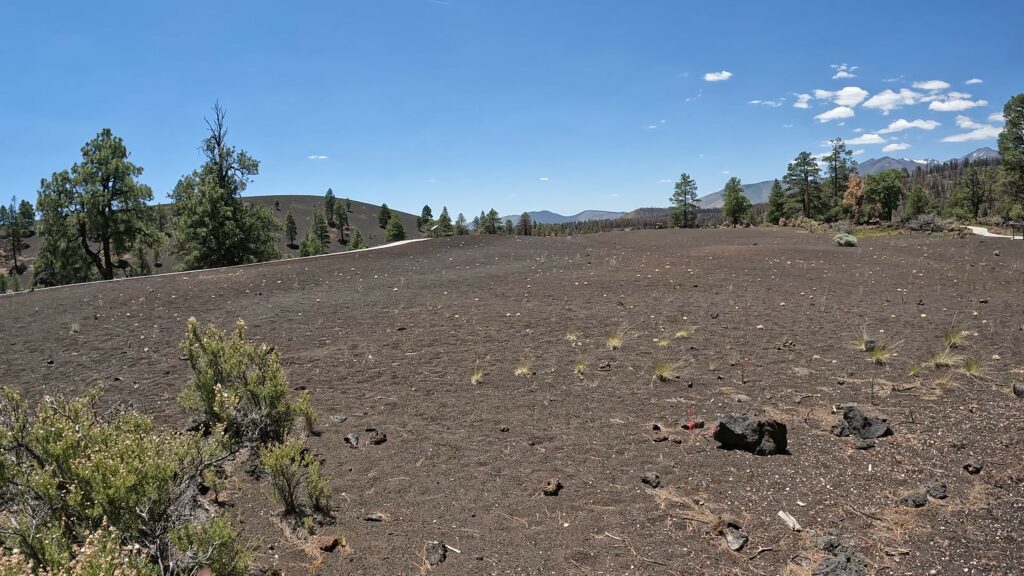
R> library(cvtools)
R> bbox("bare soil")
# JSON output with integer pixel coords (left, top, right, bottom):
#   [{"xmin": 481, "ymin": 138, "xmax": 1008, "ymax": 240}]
[{"xmin": 2, "ymin": 228, "xmax": 1023, "ymax": 575}]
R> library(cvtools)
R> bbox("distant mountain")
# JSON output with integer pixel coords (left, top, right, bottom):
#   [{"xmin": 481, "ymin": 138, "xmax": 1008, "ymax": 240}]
[
  {"xmin": 698, "ymin": 180, "xmax": 776, "ymax": 209},
  {"xmin": 858, "ymin": 146, "xmax": 1000, "ymax": 176},
  {"xmin": 512, "ymin": 209, "xmax": 628, "ymax": 224},
  {"xmin": 959, "ymin": 146, "xmax": 999, "ymax": 163}
]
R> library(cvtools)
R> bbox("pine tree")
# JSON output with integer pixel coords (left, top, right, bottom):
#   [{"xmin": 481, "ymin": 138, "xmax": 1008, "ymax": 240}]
[
  {"xmin": 765, "ymin": 179, "xmax": 787, "ymax": 224},
  {"xmin": 418, "ymin": 205, "xmax": 433, "ymax": 231},
  {"xmin": 299, "ymin": 229, "xmax": 325, "ymax": 256},
  {"xmin": 455, "ymin": 213, "xmax": 469, "ymax": 235},
  {"xmin": 324, "ymin": 189, "xmax": 336, "ymax": 227},
  {"xmin": 385, "ymin": 214, "xmax": 406, "ymax": 242},
  {"xmin": 347, "ymin": 228, "xmax": 367, "ymax": 249},
  {"xmin": 485, "ymin": 209, "xmax": 500, "ymax": 234},
  {"xmin": 669, "ymin": 173, "xmax": 700, "ymax": 228},
  {"xmin": 333, "ymin": 201, "xmax": 348, "ymax": 233},
  {"xmin": 378, "ymin": 203, "xmax": 392, "ymax": 228},
  {"xmin": 823, "ymin": 138, "xmax": 856, "ymax": 218},
  {"xmin": 312, "ymin": 209, "xmax": 329, "ymax": 249},
  {"xmin": 285, "ymin": 211, "xmax": 298, "ymax": 247},
  {"xmin": 0, "ymin": 201, "xmax": 23, "ymax": 270},
  {"xmin": 721, "ymin": 177, "xmax": 751, "ymax": 225},
  {"xmin": 905, "ymin": 185, "xmax": 931, "ymax": 219},
  {"xmin": 436, "ymin": 206, "xmax": 454, "ymax": 236},
  {"xmin": 518, "ymin": 212, "xmax": 532, "ymax": 236},
  {"xmin": 17, "ymin": 200, "xmax": 34, "ymax": 235},
  {"xmin": 998, "ymin": 93, "xmax": 1024, "ymax": 206},
  {"xmin": 783, "ymin": 151, "xmax": 822, "ymax": 219},
  {"xmin": 863, "ymin": 169, "xmax": 904, "ymax": 222},
  {"xmin": 504, "ymin": 219, "xmax": 514, "ymax": 235},
  {"xmin": 172, "ymin": 103, "xmax": 281, "ymax": 270}
]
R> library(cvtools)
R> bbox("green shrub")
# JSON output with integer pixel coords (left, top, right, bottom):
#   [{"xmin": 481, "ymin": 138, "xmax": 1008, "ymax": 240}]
[
  {"xmin": 260, "ymin": 439, "xmax": 309, "ymax": 515},
  {"xmin": 296, "ymin": 390, "xmax": 318, "ymax": 435},
  {"xmin": 306, "ymin": 458, "xmax": 332, "ymax": 514},
  {"xmin": 171, "ymin": 517, "xmax": 249, "ymax": 576},
  {"xmin": 179, "ymin": 317, "xmax": 297, "ymax": 445},
  {"xmin": 299, "ymin": 229, "xmax": 325, "ymax": 256},
  {"xmin": 0, "ymin": 386, "xmax": 242, "ymax": 575},
  {"xmin": 833, "ymin": 233, "xmax": 858, "ymax": 247}
]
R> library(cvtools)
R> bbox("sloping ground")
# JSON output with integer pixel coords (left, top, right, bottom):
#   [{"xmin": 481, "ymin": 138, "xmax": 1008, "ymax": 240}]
[
  {"xmin": 1, "ymin": 229, "xmax": 1022, "ymax": 575},
  {"xmin": 0, "ymin": 195, "xmax": 421, "ymax": 279}
]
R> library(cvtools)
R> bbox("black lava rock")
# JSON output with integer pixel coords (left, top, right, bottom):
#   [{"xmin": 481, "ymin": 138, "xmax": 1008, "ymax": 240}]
[
  {"xmin": 713, "ymin": 413, "xmax": 788, "ymax": 455},
  {"xmin": 925, "ymin": 482, "xmax": 948, "ymax": 500},
  {"xmin": 964, "ymin": 458, "xmax": 983, "ymax": 475},
  {"xmin": 832, "ymin": 404, "xmax": 892, "ymax": 439},
  {"xmin": 900, "ymin": 491, "xmax": 928, "ymax": 508},
  {"xmin": 640, "ymin": 472, "xmax": 661, "ymax": 488}
]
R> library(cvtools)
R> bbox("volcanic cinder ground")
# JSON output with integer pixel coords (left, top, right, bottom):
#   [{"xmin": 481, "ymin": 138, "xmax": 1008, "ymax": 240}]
[{"xmin": 2, "ymin": 228, "xmax": 1022, "ymax": 575}]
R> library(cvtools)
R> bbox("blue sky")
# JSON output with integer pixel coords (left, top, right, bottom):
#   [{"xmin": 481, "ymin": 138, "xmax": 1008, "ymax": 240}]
[{"xmin": 1, "ymin": 1, "xmax": 1020, "ymax": 217}]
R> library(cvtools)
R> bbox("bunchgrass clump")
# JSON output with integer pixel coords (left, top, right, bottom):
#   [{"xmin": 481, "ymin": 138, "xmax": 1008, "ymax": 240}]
[
  {"xmin": 573, "ymin": 359, "xmax": 589, "ymax": 378},
  {"xmin": 962, "ymin": 358, "xmax": 983, "ymax": 378},
  {"xmin": 470, "ymin": 367, "xmax": 485, "ymax": 385},
  {"xmin": 651, "ymin": 360, "xmax": 679, "ymax": 382},
  {"xmin": 565, "ymin": 331, "xmax": 580, "ymax": 346},
  {"xmin": 605, "ymin": 331, "xmax": 625, "ymax": 350},
  {"xmin": 944, "ymin": 327, "xmax": 969, "ymax": 348},
  {"xmin": 513, "ymin": 359, "xmax": 534, "ymax": 377},
  {"xmin": 932, "ymin": 347, "xmax": 959, "ymax": 369},
  {"xmin": 908, "ymin": 363, "xmax": 921, "ymax": 377},
  {"xmin": 674, "ymin": 325, "xmax": 697, "ymax": 339},
  {"xmin": 69, "ymin": 321, "xmax": 80, "ymax": 334},
  {"xmin": 296, "ymin": 390, "xmax": 318, "ymax": 436},
  {"xmin": 855, "ymin": 326, "xmax": 872, "ymax": 351},
  {"xmin": 655, "ymin": 338, "xmax": 670, "ymax": 348},
  {"xmin": 869, "ymin": 344, "xmax": 892, "ymax": 366}
]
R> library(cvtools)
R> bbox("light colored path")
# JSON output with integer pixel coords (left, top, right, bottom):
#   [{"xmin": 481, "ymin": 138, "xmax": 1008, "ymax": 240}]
[{"xmin": 965, "ymin": 225, "xmax": 1022, "ymax": 239}]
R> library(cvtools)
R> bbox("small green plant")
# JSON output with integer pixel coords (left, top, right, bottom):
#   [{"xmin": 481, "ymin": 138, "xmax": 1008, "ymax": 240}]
[
  {"xmin": 674, "ymin": 325, "xmax": 697, "ymax": 339},
  {"xmin": 932, "ymin": 347, "xmax": 959, "ymax": 368},
  {"xmin": 203, "ymin": 466, "xmax": 226, "ymax": 504},
  {"xmin": 260, "ymin": 439, "xmax": 309, "ymax": 516},
  {"xmin": 605, "ymin": 330, "xmax": 625, "ymax": 350},
  {"xmin": 651, "ymin": 360, "xmax": 679, "ymax": 382},
  {"xmin": 296, "ymin": 390, "xmax": 318, "ymax": 436},
  {"xmin": 513, "ymin": 359, "xmax": 534, "ymax": 377},
  {"xmin": 69, "ymin": 321, "xmax": 80, "ymax": 334},
  {"xmin": 573, "ymin": 359, "xmax": 589, "ymax": 378},
  {"xmin": 855, "ymin": 326, "xmax": 872, "ymax": 351},
  {"xmin": 869, "ymin": 344, "xmax": 892, "ymax": 366},
  {"xmin": 908, "ymin": 363, "xmax": 921, "ymax": 377},
  {"xmin": 944, "ymin": 327, "xmax": 969, "ymax": 348},
  {"xmin": 655, "ymin": 338, "xmax": 670, "ymax": 348},
  {"xmin": 306, "ymin": 458, "xmax": 332, "ymax": 515},
  {"xmin": 962, "ymin": 358, "xmax": 983, "ymax": 378},
  {"xmin": 171, "ymin": 516, "xmax": 249, "ymax": 576},
  {"xmin": 470, "ymin": 367, "xmax": 485, "ymax": 385}
]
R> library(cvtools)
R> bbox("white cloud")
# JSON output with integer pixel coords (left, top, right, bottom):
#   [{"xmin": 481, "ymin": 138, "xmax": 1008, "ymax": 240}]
[
  {"xmin": 965, "ymin": 78, "xmax": 983, "ymax": 85},
  {"xmin": 782, "ymin": 124, "xmax": 794, "ymax": 128},
  {"xmin": 912, "ymin": 80, "xmax": 951, "ymax": 91},
  {"xmin": 814, "ymin": 87, "xmax": 869, "ymax": 107},
  {"xmin": 853, "ymin": 128, "xmax": 864, "ymax": 133},
  {"xmin": 538, "ymin": 177, "xmax": 549, "ymax": 181},
  {"xmin": 793, "ymin": 93, "xmax": 812, "ymax": 109},
  {"xmin": 704, "ymin": 70, "xmax": 733, "ymax": 82},
  {"xmin": 831, "ymin": 64, "xmax": 858, "ymax": 79},
  {"xmin": 988, "ymin": 112, "xmax": 1005, "ymax": 123},
  {"xmin": 658, "ymin": 178, "xmax": 673, "ymax": 183},
  {"xmin": 851, "ymin": 149, "xmax": 865, "ymax": 156},
  {"xmin": 878, "ymin": 118, "xmax": 941, "ymax": 133},
  {"xmin": 814, "ymin": 106, "xmax": 855, "ymax": 122},
  {"xmin": 862, "ymin": 89, "xmax": 921, "ymax": 114},
  {"xmin": 749, "ymin": 99, "xmax": 782, "ymax": 108},
  {"xmin": 942, "ymin": 115, "xmax": 1001, "ymax": 142},
  {"xmin": 647, "ymin": 125, "xmax": 658, "ymax": 129},
  {"xmin": 882, "ymin": 143, "xmax": 911, "ymax": 152},
  {"xmin": 846, "ymin": 133, "xmax": 885, "ymax": 145},
  {"xmin": 307, "ymin": 155, "xmax": 328, "ymax": 160},
  {"xmin": 929, "ymin": 98, "xmax": 988, "ymax": 112}
]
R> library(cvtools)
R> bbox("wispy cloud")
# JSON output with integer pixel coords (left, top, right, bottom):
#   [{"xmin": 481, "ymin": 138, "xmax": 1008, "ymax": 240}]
[
  {"xmin": 851, "ymin": 149, "xmax": 865, "ymax": 156},
  {"xmin": 307, "ymin": 155, "xmax": 328, "ymax": 160},
  {"xmin": 831, "ymin": 64, "xmax": 858, "ymax": 79},
  {"xmin": 862, "ymin": 88, "xmax": 921, "ymax": 114},
  {"xmin": 878, "ymin": 118, "xmax": 940, "ymax": 133},
  {"xmin": 814, "ymin": 106, "xmax": 855, "ymax": 123},
  {"xmin": 538, "ymin": 177, "xmax": 549, "ymax": 181},
  {"xmin": 941, "ymin": 115, "xmax": 1001, "ymax": 142},
  {"xmin": 988, "ymin": 112, "xmax": 1005, "ymax": 123},
  {"xmin": 929, "ymin": 98, "xmax": 988, "ymax": 112},
  {"xmin": 684, "ymin": 90, "xmax": 703, "ymax": 103},
  {"xmin": 749, "ymin": 99, "xmax": 782, "ymax": 108},
  {"xmin": 882, "ymin": 142, "xmax": 911, "ymax": 152},
  {"xmin": 965, "ymin": 78, "xmax": 984, "ymax": 85},
  {"xmin": 846, "ymin": 133, "xmax": 885, "ymax": 145},
  {"xmin": 793, "ymin": 93, "xmax": 812, "ymax": 109},
  {"xmin": 703, "ymin": 70, "xmax": 733, "ymax": 82},
  {"xmin": 814, "ymin": 86, "xmax": 869, "ymax": 107},
  {"xmin": 912, "ymin": 80, "xmax": 950, "ymax": 91}
]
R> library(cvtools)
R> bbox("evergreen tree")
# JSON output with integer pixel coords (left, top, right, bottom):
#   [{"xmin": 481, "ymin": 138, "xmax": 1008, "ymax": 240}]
[
  {"xmin": 822, "ymin": 138, "xmax": 856, "ymax": 218},
  {"xmin": 324, "ymin": 189, "xmax": 336, "ymax": 227},
  {"xmin": 0, "ymin": 201, "xmax": 24, "ymax": 270},
  {"xmin": 504, "ymin": 219, "xmax": 514, "ymax": 235},
  {"xmin": 455, "ymin": 213, "xmax": 469, "ymax": 235},
  {"xmin": 485, "ymin": 209, "xmax": 500, "ymax": 234},
  {"xmin": 905, "ymin": 185, "xmax": 932, "ymax": 219},
  {"xmin": 863, "ymin": 169, "xmax": 904, "ymax": 222},
  {"xmin": 285, "ymin": 211, "xmax": 298, "ymax": 247},
  {"xmin": 17, "ymin": 200, "xmax": 34, "ymax": 234},
  {"xmin": 35, "ymin": 129, "xmax": 159, "ymax": 281},
  {"xmin": 669, "ymin": 173, "xmax": 700, "ymax": 228},
  {"xmin": 344, "ymin": 198, "xmax": 352, "ymax": 212},
  {"xmin": 765, "ymin": 179, "xmax": 787, "ymax": 224},
  {"xmin": 842, "ymin": 172, "xmax": 865, "ymax": 223},
  {"xmin": 378, "ymin": 203, "xmax": 391, "ymax": 228},
  {"xmin": 299, "ymin": 229, "xmax": 324, "ymax": 256},
  {"xmin": 721, "ymin": 177, "xmax": 751, "ymax": 225},
  {"xmin": 312, "ymin": 209, "xmax": 329, "ymax": 249},
  {"xmin": 518, "ymin": 212, "xmax": 532, "ymax": 236},
  {"xmin": 418, "ymin": 205, "xmax": 433, "ymax": 231},
  {"xmin": 437, "ymin": 206, "xmax": 454, "ymax": 236},
  {"xmin": 347, "ymin": 227, "xmax": 367, "ymax": 249},
  {"xmin": 333, "ymin": 201, "xmax": 348, "ymax": 232},
  {"xmin": 998, "ymin": 93, "xmax": 1024, "ymax": 205},
  {"xmin": 783, "ymin": 151, "xmax": 822, "ymax": 219},
  {"xmin": 950, "ymin": 165, "xmax": 986, "ymax": 219},
  {"xmin": 385, "ymin": 214, "xmax": 406, "ymax": 242},
  {"xmin": 172, "ymin": 104, "xmax": 281, "ymax": 270},
  {"xmin": 35, "ymin": 171, "xmax": 93, "ymax": 285}
]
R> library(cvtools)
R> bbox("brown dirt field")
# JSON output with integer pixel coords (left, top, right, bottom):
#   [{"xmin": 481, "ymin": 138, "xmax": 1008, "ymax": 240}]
[{"xmin": 2, "ymin": 228, "xmax": 1023, "ymax": 575}]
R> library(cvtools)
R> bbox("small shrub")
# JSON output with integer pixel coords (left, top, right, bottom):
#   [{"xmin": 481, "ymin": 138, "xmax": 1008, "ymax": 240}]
[
  {"xmin": 944, "ymin": 327, "xmax": 968, "ymax": 348},
  {"xmin": 833, "ymin": 233, "xmax": 858, "ymax": 247},
  {"xmin": 962, "ymin": 358, "xmax": 983, "ymax": 378},
  {"xmin": 261, "ymin": 439, "xmax": 309, "ymax": 516},
  {"xmin": 179, "ymin": 318, "xmax": 298, "ymax": 445},
  {"xmin": 171, "ymin": 516, "xmax": 249, "ymax": 576},
  {"xmin": 513, "ymin": 359, "xmax": 534, "ymax": 377},
  {"xmin": 651, "ymin": 360, "xmax": 678, "ymax": 382},
  {"xmin": 296, "ymin": 390, "xmax": 318, "ymax": 436},
  {"xmin": 674, "ymin": 325, "xmax": 696, "ymax": 339},
  {"xmin": 932, "ymin": 347, "xmax": 959, "ymax": 368},
  {"xmin": 306, "ymin": 458, "xmax": 332, "ymax": 515}
]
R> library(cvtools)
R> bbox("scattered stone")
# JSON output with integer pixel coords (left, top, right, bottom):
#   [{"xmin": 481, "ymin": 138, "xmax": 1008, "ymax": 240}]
[
  {"xmin": 499, "ymin": 425, "xmax": 510, "ymax": 432},
  {"xmin": 330, "ymin": 414, "xmax": 347, "ymax": 424},
  {"xmin": 925, "ymin": 482, "xmax": 948, "ymax": 500},
  {"xmin": 640, "ymin": 472, "xmax": 661, "ymax": 488},
  {"xmin": 344, "ymin": 433, "xmax": 359, "ymax": 448},
  {"xmin": 668, "ymin": 435, "xmax": 683, "ymax": 444},
  {"xmin": 993, "ymin": 249, "xmax": 1000, "ymax": 257},
  {"xmin": 424, "ymin": 541, "xmax": 447, "ymax": 566},
  {"xmin": 900, "ymin": 491, "xmax": 928, "ymax": 508},
  {"xmin": 964, "ymin": 458, "xmax": 983, "ymax": 475},
  {"xmin": 1012, "ymin": 382, "xmax": 1024, "ymax": 398},
  {"xmin": 861, "ymin": 339, "xmax": 877, "ymax": 352},
  {"xmin": 814, "ymin": 536, "xmax": 868, "ymax": 576},
  {"xmin": 363, "ymin": 512, "xmax": 388, "ymax": 522},
  {"xmin": 718, "ymin": 522, "xmax": 748, "ymax": 552},
  {"xmin": 684, "ymin": 418, "xmax": 705, "ymax": 430},
  {"xmin": 712, "ymin": 413, "xmax": 788, "ymax": 455},
  {"xmin": 854, "ymin": 438, "xmax": 875, "ymax": 450},
  {"xmin": 541, "ymin": 479, "xmax": 562, "ymax": 496},
  {"xmin": 832, "ymin": 404, "xmax": 892, "ymax": 439},
  {"xmin": 597, "ymin": 361, "xmax": 612, "ymax": 371},
  {"xmin": 978, "ymin": 298, "xmax": 989, "ymax": 304},
  {"xmin": 777, "ymin": 510, "xmax": 803, "ymax": 531},
  {"xmin": 365, "ymin": 427, "xmax": 387, "ymax": 445}
]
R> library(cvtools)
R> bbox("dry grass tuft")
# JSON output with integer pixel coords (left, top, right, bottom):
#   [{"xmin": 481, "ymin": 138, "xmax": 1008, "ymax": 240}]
[
  {"xmin": 651, "ymin": 360, "xmax": 679, "ymax": 382},
  {"xmin": 470, "ymin": 367, "xmax": 485, "ymax": 385},
  {"xmin": 564, "ymin": 331, "xmax": 580, "ymax": 346},
  {"xmin": 513, "ymin": 359, "xmax": 534, "ymax": 377},
  {"xmin": 961, "ymin": 357, "xmax": 983, "ymax": 378},
  {"xmin": 605, "ymin": 330, "xmax": 625, "ymax": 351},
  {"xmin": 931, "ymin": 347, "xmax": 960, "ymax": 369},
  {"xmin": 944, "ymin": 326, "xmax": 969, "ymax": 348},
  {"xmin": 674, "ymin": 325, "xmax": 697, "ymax": 339},
  {"xmin": 869, "ymin": 344, "xmax": 893, "ymax": 366}
]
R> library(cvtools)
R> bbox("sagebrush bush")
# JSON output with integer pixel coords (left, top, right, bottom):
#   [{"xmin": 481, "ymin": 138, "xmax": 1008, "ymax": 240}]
[
  {"xmin": 261, "ymin": 439, "xmax": 312, "ymax": 516},
  {"xmin": 0, "ymin": 386, "xmax": 243, "ymax": 575},
  {"xmin": 179, "ymin": 317, "xmax": 297, "ymax": 445},
  {"xmin": 171, "ymin": 517, "xmax": 249, "ymax": 576},
  {"xmin": 306, "ymin": 458, "xmax": 333, "ymax": 514}
]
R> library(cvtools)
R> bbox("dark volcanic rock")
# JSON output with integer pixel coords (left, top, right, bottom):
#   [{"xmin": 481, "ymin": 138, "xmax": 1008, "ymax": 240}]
[
  {"xmin": 813, "ymin": 536, "xmax": 868, "ymax": 576},
  {"xmin": 344, "ymin": 433, "xmax": 359, "ymax": 448},
  {"xmin": 425, "ymin": 541, "xmax": 447, "ymax": 566},
  {"xmin": 900, "ymin": 491, "xmax": 928, "ymax": 508},
  {"xmin": 832, "ymin": 404, "xmax": 891, "ymax": 439},
  {"xmin": 640, "ymin": 472, "xmax": 661, "ymax": 488},
  {"xmin": 1013, "ymin": 382, "xmax": 1024, "ymax": 398},
  {"xmin": 541, "ymin": 479, "xmax": 562, "ymax": 496},
  {"xmin": 713, "ymin": 413, "xmax": 788, "ymax": 455},
  {"xmin": 964, "ymin": 458, "xmax": 983, "ymax": 475},
  {"xmin": 925, "ymin": 481, "xmax": 948, "ymax": 500}
]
